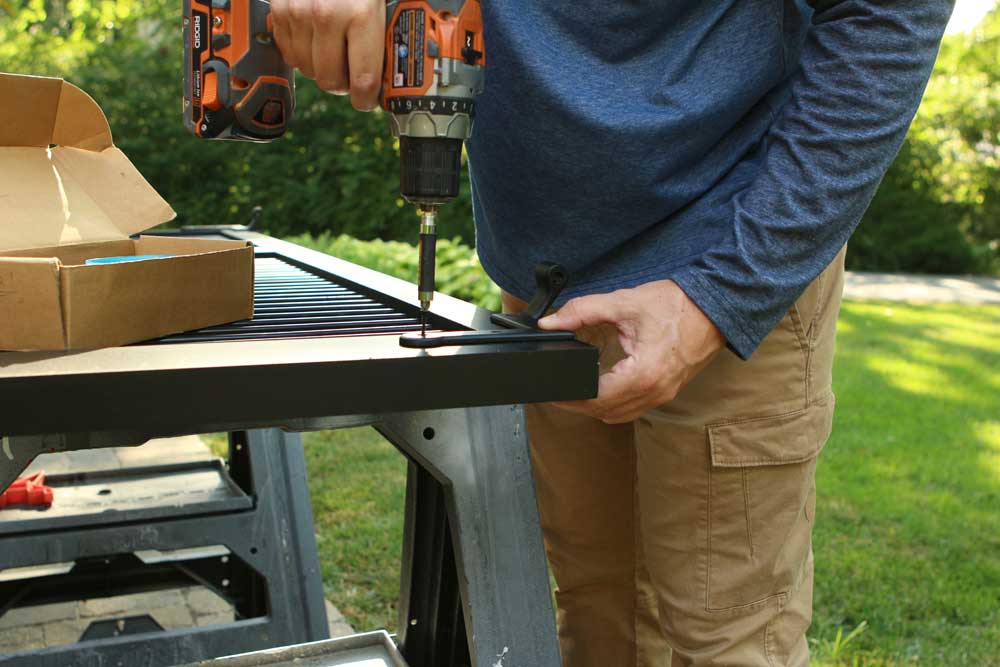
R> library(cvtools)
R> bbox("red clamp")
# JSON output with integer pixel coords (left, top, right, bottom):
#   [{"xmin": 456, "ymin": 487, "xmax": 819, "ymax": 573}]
[{"xmin": 0, "ymin": 471, "xmax": 54, "ymax": 509}]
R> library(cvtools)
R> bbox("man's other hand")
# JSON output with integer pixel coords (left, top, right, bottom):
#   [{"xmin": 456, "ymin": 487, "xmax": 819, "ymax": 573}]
[
  {"xmin": 270, "ymin": 0, "xmax": 384, "ymax": 111},
  {"xmin": 538, "ymin": 280, "xmax": 725, "ymax": 424}
]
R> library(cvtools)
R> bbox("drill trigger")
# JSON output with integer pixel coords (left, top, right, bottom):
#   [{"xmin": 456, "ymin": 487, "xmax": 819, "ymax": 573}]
[{"xmin": 202, "ymin": 60, "xmax": 233, "ymax": 110}]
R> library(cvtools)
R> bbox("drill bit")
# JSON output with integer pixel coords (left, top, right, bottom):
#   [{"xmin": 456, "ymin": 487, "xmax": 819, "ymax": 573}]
[{"xmin": 417, "ymin": 207, "xmax": 438, "ymax": 337}]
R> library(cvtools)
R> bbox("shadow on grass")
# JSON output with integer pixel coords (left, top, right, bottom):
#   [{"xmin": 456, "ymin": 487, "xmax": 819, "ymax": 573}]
[{"xmin": 811, "ymin": 302, "xmax": 1000, "ymax": 666}]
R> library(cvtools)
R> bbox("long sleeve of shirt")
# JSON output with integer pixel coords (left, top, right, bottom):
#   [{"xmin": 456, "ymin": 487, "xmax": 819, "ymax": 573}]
[
  {"xmin": 468, "ymin": 2, "xmax": 955, "ymax": 355},
  {"xmin": 668, "ymin": 1, "xmax": 953, "ymax": 359}
]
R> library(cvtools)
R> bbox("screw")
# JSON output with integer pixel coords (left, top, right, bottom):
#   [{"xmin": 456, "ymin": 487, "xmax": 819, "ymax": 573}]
[{"xmin": 212, "ymin": 15, "xmax": 222, "ymax": 26}]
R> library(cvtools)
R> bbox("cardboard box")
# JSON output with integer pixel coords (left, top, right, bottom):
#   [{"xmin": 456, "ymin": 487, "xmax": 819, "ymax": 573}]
[{"xmin": 0, "ymin": 72, "xmax": 254, "ymax": 351}]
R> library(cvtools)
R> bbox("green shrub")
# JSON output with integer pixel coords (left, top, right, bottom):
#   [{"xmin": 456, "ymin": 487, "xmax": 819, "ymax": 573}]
[
  {"xmin": 850, "ymin": 144, "xmax": 991, "ymax": 274},
  {"xmin": 286, "ymin": 233, "xmax": 501, "ymax": 311},
  {"xmin": 4, "ymin": 1, "xmax": 997, "ymax": 276},
  {"xmin": 851, "ymin": 9, "xmax": 1000, "ymax": 275}
]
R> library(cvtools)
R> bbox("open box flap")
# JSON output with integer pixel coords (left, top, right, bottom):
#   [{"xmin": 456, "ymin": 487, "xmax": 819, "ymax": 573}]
[{"xmin": 0, "ymin": 72, "xmax": 176, "ymax": 253}]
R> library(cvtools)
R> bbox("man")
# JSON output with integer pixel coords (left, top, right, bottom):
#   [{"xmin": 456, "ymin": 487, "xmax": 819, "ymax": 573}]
[{"xmin": 270, "ymin": 1, "xmax": 953, "ymax": 664}]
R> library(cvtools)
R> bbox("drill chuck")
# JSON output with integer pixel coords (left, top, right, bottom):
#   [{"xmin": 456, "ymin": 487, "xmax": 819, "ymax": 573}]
[{"xmin": 399, "ymin": 136, "xmax": 464, "ymax": 206}]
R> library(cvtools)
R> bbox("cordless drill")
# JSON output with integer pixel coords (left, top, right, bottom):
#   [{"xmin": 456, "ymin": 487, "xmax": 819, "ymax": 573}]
[{"xmin": 183, "ymin": 0, "xmax": 486, "ymax": 333}]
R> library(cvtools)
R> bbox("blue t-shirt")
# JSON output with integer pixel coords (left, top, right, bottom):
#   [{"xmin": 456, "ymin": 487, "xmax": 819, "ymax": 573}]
[{"xmin": 466, "ymin": 0, "xmax": 951, "ymax": 358}]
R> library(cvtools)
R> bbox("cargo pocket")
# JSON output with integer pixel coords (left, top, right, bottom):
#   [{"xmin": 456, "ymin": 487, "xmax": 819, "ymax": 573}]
[{"xmin": 704, "ymin": 393, "xmax": 834, "ymax": 614}]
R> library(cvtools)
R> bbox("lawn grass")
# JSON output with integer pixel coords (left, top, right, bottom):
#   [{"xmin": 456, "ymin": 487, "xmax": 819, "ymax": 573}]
[
  {"xmin": 298, "ymin": 427, "xmax": 407, "ymax": 629},
  {"xmin": 201, "ymin": 429, "xmax": 407, "ymax": 629},
  {"xmin": 221, "ymin": 301, "xmax": 999, "ymax": 665},
  {"xmin": 810, "ymin": 302, "xmax": 1000, "ymax": 666}
]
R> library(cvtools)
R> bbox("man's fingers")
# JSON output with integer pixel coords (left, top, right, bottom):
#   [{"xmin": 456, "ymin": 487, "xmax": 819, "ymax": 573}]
[
  {"xmin": 549, "ymin": 399, "xmax": 596, "ymax": 416},
  {"xmin": 345, "ymin": 6, "xmax": 385, "ymax": 110},
  {"xmin": 551, "ymin": 357, "xmax": 645, "ymax": 419},
  {"xmin": 598, "ymin": 395, "xmax": 656, "ymax": 424},
  {"xmin": 551, "ymin": 394, "xmax": 647, "ymax": 424},
  {"xmin": 594, "ymin": 361, "xmax": 643, "ymax": 408},
  {"xmin": 286, "ymin": 0, "xmax": 316, "ymax": 78},
  {"xmin": 549, "ymin": 280, "xmax": 718, "ymax": 424},
  {"xmin": 538, "ymin": 292, "xmax": 630, "ymax": 332},
  {"xmin": 269, "ymin": 0, "xmax": 384, "ymax": 104},
  {"xmin": 311, "ymin": 9, "xmax": 349, "ymax": 94},
  {"xmin": 552, "ymin": 350, "xmax": 677, "ymax": 423},
  {"xmin": 269, "ymin": 0, "xmax": 295, "ymax": 66}
]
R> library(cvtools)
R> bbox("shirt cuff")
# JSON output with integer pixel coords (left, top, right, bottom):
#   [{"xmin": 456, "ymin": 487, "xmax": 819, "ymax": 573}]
[{"xmin": 668, "ymin": 265, "xmax": 761, "ymax": 361}]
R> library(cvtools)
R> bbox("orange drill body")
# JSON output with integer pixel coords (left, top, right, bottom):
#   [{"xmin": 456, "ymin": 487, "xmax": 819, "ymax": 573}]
[
  {"xmin": 382, "ymin": 0, "xmax": 485, "ymax": 208},
  {"xmin": 183, "ymin": 0, "xmax": 294, "ymax": 141},
  {"xmin": 383, "ymin": 0, "xmax": 485, "ymax": 100}
]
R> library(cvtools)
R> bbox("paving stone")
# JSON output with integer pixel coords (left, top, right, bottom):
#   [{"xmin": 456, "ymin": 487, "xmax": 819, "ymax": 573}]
[
  {"xmin": 79, "ymin": 596, "xmax": 132, "ymax": 617},
  {"xmin": 0, "ymin": 601, "xmax": 77, "ymax": 629},
  {"xmin": 80, "ymin": 590, "xmax": 186, "ymax": 618},
  {"xmin": 184, "ymin": 587, "xmax": 231, "ymax": 616},
  {"xmin": 324, "ymin": 600, "xmax": 344, "ymax": 623},
  {"xmin": 21, "ymin": 436, "xmax": 211, "ymax": 479},
  {"xmin": 71, "ymin": 448, "xmax": 124, "ymax": 471},
  {"xmin": 146, "ymin": 605, "xmax": 194, "ymax": 630},
  {"xmin": 0, "ymin": 624, "xmax": 45, "ymax": 652},
  {"xmin": 844, "ymin": 271, "xmax": 1000, "ymax": 304},
  {"xmin": 329, "ymin": 621, "xmax": 355, "ymax": 638},
  {"xmin": 195, "ymin": 612, "xmax": 235, "ymax": 627},
  {"xmin": 115, "ymin": 436, "xmax": 213, "ymax": 467},
  {"xmin": 146, "ymin": 590, "xmax": 187, "ymax": 609},
  {"xmin": 41, "ymin": 620, "xmax": 85, "ymax": 648},
  {"xmin": 24, "ymin": 448, "xmax": 121, "ymax": 476},
  {"xmin": 21, "ymin": 452, "xmax": 74, "ymax": 476}
]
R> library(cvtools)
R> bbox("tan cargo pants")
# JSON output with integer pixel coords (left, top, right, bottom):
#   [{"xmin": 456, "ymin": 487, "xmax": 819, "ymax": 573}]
[{"xmin": 504, "ymin": 248, "xmax": 845, "ymax": 667}]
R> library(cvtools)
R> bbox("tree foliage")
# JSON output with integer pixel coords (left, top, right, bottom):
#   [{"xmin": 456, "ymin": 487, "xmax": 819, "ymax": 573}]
[
  {"xmin": 3, "ymin": 1, "xmax": 997, "ymax": 274},
  {"xmin": 854, "ymin": 6, "xmax": 1000, "ymax": 274}
]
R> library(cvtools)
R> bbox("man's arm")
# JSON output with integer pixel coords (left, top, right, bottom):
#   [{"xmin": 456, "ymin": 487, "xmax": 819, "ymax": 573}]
[
  {"xmin": 669, "ymin": 0, "xmax": 954, "ymax": 359},
  {"xmin": 540, "ymin": 1, "xmax": 954, "ymax": 422}
]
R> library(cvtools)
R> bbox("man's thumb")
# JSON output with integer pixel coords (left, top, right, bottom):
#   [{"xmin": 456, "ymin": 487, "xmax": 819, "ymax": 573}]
[{"xmin": 538, "ymin": 294, "xmax": 619, "ymax": 331}]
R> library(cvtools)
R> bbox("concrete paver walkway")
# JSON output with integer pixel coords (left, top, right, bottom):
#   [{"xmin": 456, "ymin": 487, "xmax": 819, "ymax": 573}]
[
  {"xmin": 1, "ymin": 436, "xmax": 354, "ymax": 656},
  {"xmin": 844, "ymin": 271, "xmax": 1000, "ymax": 304},
  {"xmin": 0, "ymin": 588, "xmax": 353, "ymax": 654}
]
